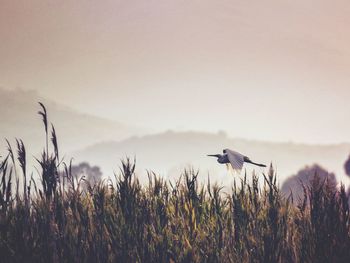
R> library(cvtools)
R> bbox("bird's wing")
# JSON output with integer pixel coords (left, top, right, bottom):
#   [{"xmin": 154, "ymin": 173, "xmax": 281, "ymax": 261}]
[{"xmin": 226, "ymin": 149, "xmax": 245, "ymax": 171}]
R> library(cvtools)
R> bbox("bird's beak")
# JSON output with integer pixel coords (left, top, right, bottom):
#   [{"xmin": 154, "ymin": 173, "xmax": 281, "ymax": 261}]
[{"xmin": 207, "ymin": 154, "xmax": 220, "ymax": 157}]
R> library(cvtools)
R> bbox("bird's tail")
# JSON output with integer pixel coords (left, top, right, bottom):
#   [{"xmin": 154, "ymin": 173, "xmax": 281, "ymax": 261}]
[{"xmin": 246, "ymin": 160, "xmax": 266, "ymax": 167}]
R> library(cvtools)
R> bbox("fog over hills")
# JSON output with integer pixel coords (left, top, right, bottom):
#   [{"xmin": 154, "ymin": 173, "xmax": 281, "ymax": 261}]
[
  {"xmin": 0, "ymin": 87, "xmax": 141, "ymax": 154},
  {"xmin": 1, "ymin": 88, "xmax": 349, "ymax": 187},
  {"xmin": 74, "ymin": 131, "xmax": 350, "ymax": 186}
]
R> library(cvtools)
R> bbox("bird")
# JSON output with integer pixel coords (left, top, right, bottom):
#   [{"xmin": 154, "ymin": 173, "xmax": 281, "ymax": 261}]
[{"xmin": 208, "ymin": 148, "xmax": 266, "ymax": 172}]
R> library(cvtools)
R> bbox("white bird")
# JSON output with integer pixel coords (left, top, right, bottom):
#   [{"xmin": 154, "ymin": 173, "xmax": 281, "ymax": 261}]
[{"xmin": 208, "ymin": 148, "xmax": 266, "ymax": 172}]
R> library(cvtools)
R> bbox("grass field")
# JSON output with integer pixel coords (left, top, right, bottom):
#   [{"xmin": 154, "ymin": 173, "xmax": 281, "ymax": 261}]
[{"xmin": 0, "ymin": 104, "xmax": 349, "ymax": 263}]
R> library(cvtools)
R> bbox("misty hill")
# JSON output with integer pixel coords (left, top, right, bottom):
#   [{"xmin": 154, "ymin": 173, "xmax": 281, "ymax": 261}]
[
  {"xmin": 0, "ymin": 88, "xmax": 140, "ymax": 154},
  {"xmin": 74, "ymin": 131, "xmax": 350, "ymax": 186}
]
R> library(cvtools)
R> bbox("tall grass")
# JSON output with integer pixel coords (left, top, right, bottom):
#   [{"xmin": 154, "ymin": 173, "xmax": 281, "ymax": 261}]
[{"xmin": 0, "ymin": 104, "xmax": 349, "ymax": 263}]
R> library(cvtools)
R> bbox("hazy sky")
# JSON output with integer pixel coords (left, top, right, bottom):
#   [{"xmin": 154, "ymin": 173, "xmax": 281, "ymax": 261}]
[{"xmin": 1, "ymin": 0, "xmax": 350, "ymax": 144}]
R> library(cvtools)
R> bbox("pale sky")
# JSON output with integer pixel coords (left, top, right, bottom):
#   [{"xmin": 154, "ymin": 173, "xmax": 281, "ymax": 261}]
[{"xmin": 1, "ymin": 0, "xmax": 350, "ymax": 144}]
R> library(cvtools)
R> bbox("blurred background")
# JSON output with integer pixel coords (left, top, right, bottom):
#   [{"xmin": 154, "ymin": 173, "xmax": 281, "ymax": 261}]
[{"xmin": 1, "ymin": 0, "xmax": 350, "ymax": 190}]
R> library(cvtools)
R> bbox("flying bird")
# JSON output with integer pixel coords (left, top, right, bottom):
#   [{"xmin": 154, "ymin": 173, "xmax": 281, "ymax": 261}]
[{"xmin": 208, "ymin": 148, "xmax": 266, "ymax": 172}]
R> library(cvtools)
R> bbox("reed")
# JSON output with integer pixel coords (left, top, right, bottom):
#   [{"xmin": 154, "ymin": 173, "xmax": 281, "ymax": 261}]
[{"xmin": 0, "ymin": 105, "xmax": 349, "ymax": 263}]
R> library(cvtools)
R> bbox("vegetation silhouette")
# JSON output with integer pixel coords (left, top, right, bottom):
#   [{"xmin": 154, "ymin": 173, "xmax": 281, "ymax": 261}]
[
  {"xmin": 0, "ymin": 104, "xmax": 349, "ymax": 263},
  {"xmin": 281, "ymin": 164, "xmax": 337, "ymax": 200}
]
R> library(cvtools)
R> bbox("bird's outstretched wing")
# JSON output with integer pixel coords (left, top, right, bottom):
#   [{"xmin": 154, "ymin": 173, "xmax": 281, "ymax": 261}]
[{"xmin": 225, "ymin": 149, "xmax": 245, "ymax": 172}]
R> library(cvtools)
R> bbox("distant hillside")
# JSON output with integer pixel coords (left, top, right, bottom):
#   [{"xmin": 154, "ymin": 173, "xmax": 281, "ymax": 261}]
[
  {"xmin": 2, "ymin": 88, "xmax": 349, "ymax": 187},
  {"xmin": 0, "ymin": 88, "xmax": 140, "ymax": 154},
  {"xmin": 74, "ymin": 131, "xmax": 350, "ymax": 186}
]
